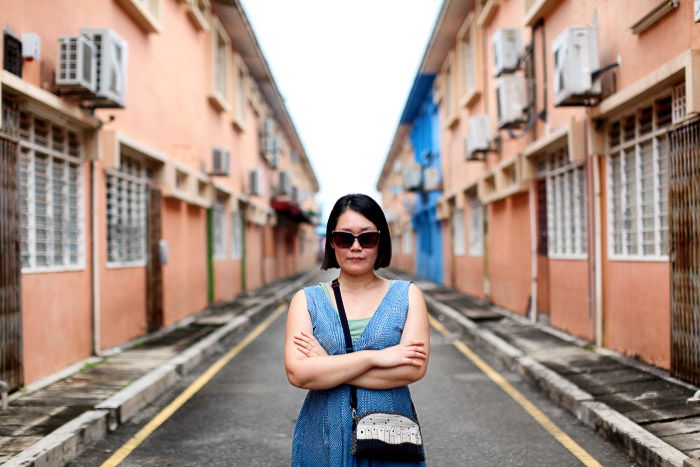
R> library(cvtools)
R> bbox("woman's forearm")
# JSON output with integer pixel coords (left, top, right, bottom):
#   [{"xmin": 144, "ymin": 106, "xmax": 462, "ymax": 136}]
[
  {"xmin": 286, "ymin": 350, "xmax": 378, "ymax": 390},
  {"xmin": 347, "ymin": 364, "xmax": 426, "ymax": 390}
]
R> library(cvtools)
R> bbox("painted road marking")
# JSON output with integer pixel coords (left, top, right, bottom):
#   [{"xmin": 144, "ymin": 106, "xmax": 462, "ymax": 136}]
[
  {"xmin": 100, "ymin": 303, "xmax": 288, "ymax": 467},
  {"xmin": 429, "ymin": 314, "xmax": 603, "ymax": 467}
]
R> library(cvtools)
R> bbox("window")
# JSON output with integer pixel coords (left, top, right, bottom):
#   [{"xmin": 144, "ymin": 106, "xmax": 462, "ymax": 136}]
[
  {"xmin": 401, "ymin": 228, "xmax": 413, "ymax": 254},
  {"xmin": 234, "ymin": 63, "xmax": 247, "ymax": 127},
  {"xmin": 544, "ymin": 149, "xmax": 587, "ymax": 258},
  {"xmin": 469, "ymin": 197, "xmax": 485, "ymax": 256},
  {"xmin": 209, "ymin": 19, "xmax": 231, "ymax": 111},
  {"xmin": 231, "ymin": 210, "xmax": 243, "ymax": 259},
  {"xmin": 607, "ymin": 95, "xmax": 672, "ymax": 259},
  {"xmin": 452, "ymin": 208, "xmax": 466, "ymax": 256},
  {"xmin": 185, "ymin": 0, "xmax": 210, "ymax": 31},
  {"xmin": 18, "ymin": 112, "xmax": 84, "ymax": 271},
  {"xmin": 461, "ymin": 26, "xmax": 475, "ymax": 98},
  {"xmin": 213, "ymin": 199, "xmax": 226, "ymax": 259},
  {"xmin": 107, "ymin": 155, "xmax": 148, "ymax": 265},
  {"xmin": 116, "ymin": 0, "xmax": 161, "ymax": 33}
]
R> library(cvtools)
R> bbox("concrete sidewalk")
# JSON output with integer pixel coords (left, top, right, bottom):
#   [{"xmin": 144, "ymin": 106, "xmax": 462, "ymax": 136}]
[
  {"xmin": 0, "ymin": 269, "xmax": 323, "ymax": 467},
  {"xmin": 385, "ymin": 268, "xmax": 700, "ymax": 467}
]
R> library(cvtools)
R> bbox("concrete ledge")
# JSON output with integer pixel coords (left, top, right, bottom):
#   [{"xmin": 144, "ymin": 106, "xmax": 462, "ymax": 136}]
[
  {"xmin": 515, "ymin": 355, "xmax": 594, "ymax": 414},
  {"xmin": 96, "ymin": 363, "xmax": 179, "ymax": 431},
  {"xmin": 5, "ymin": 410, "xmax": 108, "ymax": 467},
  {"xmin": 580, "ymin": 401, "xmax": 688, "ymax": 467}
]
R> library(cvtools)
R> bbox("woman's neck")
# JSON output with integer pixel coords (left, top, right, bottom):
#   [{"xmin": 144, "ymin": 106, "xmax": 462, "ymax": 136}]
[{"xmin": 337, "ymin": 271, "xmax": 380, "ymax": 292}]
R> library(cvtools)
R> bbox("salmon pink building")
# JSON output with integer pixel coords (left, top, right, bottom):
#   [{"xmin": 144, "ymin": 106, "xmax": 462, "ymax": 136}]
[
  {"xmin": 378, "ymin": 0, "xmax": 700, "ymax": 388},
  {"xmin": 0, "ymin": 0, "xmax": 320, "ymax": 392}
]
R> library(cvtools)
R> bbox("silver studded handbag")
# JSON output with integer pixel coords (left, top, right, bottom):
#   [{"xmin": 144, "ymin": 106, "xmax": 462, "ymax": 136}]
[{"xmin": 331, "ymin": 279, "xmax": 425, "ymax": 462}]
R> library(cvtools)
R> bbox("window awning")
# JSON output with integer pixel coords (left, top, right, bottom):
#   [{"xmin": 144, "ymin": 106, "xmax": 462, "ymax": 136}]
[{"xmin": 270, "ymin": 198, "xmax": 312, "ymax": 224}]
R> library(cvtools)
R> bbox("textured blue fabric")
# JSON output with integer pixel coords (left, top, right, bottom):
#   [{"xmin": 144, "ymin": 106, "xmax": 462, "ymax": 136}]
[{"xmin": 291, "ymin": 280, "xmax": 426, "ymax": 467}]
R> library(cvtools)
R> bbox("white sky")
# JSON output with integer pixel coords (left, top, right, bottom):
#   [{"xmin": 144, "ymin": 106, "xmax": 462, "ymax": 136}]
[{"xmin": 238, "ymin": 0, "xmax": 443, "ymax": 222}]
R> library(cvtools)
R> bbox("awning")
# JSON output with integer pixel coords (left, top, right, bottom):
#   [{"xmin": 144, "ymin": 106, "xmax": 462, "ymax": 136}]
[{"xmin": 270, "ymin": 198, "xmax": 313, "ymax": 224}]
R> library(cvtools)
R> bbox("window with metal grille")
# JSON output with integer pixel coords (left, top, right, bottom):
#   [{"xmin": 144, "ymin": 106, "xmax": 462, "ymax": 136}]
[
  {"xmin": 213, "ymin": 199, "xmax": 226, "ymax": 259},
  {"xmin": 452, "ymin": 208, "xmax": 466, "ymax": 256},
  {"xmin": 544, "ymin": 149, "xmax": 587, "ymax": 258},
  {"xmin": 606, "ymin": 94, "xmax": 672, "ymax": 260},
  {"xmin": 17, "ymin": 111, "xmax": 84, "ymax": 271},
  {"xmin": 469, "ymin": 196, "xmax": 484, "ymax": 256},
  {"xmin": 461, "ymin": 26, "xmax": 475, "ymax": 97},
  {"xmin": 231, "ymin": 210, "xmax": 243, "ymax": 259},
  {"xmin": 107, "ymin": 155, "xmax": 147, "ymax": 265}
]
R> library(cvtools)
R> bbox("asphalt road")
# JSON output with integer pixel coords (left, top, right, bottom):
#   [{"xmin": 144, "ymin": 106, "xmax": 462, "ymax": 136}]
[{"xmin": 70, "ymin": 294, "xmax": 638, "ymax": 466}]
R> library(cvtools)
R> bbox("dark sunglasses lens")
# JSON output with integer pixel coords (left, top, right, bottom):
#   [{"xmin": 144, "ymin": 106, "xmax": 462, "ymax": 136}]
[
  {"xmin": 332, "ymin": 232, "xmax": 355, "ymax": 248},
  {"xmin": 358, "ymin": 232, "xmax": 380, "ymax": 248}
]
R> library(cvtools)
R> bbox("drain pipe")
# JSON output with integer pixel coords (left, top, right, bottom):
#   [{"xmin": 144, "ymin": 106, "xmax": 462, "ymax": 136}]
[
  {"xmin": 0, "ymin": 380, "xmax": 8, "ymax": 410},
  {"xmin": 90, "ymin": 159, "xmax": 101, "ymax": 355}
]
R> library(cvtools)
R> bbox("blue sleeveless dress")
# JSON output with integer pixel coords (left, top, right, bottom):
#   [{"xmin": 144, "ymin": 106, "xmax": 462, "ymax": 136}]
[{"xmin": 291, "ymin": 280, "xmax": 426, "ymax": 467}]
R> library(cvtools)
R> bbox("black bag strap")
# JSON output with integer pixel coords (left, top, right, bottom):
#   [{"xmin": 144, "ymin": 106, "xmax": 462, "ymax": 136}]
[{"xmin": 331, "ymin": 278, "xmax": 358, "ymax": 413}]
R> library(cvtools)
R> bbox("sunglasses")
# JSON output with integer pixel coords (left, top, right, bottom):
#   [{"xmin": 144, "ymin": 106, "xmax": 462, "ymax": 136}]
[{"xmin": 331, "ymin": 230, "xmax": 381, "ymax": 249}]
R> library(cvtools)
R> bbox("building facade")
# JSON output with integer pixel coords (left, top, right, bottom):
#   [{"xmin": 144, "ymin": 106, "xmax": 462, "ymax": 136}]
[
  {"xmin": 0, "ymin": 0, "xmax": 319, "ymax": 391},
  {"xmin": 379, "ymin": 0, "xmax": 700, "ymax": 386}
]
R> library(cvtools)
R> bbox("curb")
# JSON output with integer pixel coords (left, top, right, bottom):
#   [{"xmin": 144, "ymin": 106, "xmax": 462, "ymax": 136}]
[
  {"xmin": 423, "ymin": 293, "xmax": 689, "ymax": 467},
  {"xmin": 5, "ymin": 270, "xmax": 317, "ymax": 467}
]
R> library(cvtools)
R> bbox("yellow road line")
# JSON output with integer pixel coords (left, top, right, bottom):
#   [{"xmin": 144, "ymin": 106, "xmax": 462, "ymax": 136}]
[
  {"xmin": 101, "ymin": 304, "xmax": 288, "ymax": 467},
  {"xmin": 429, "ymin": 315, "xmax": 603, "ymax": 467}
]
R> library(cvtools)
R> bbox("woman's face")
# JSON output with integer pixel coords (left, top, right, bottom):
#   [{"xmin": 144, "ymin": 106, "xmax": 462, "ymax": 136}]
[{"xmin": 332, "ymin": 209, "xmax": 380, "ymax": 275}]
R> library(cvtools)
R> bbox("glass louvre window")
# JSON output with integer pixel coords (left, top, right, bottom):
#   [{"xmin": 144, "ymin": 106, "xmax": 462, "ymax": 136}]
[
  {"xmin": 462, "ymin": 30, "xmax": 475, "ymax": 95},
  {"xmin": 606, "ymin": 96, "xmax": 671, "ymax": 259},
  {"xmin": 235, "ymin": 67, "xmax": 246, "ymax": 123},
  {"xmin": 106, "ymin": 156, "xmax": 147, "ymax": 264},
  {"xmin": 231, "ymin": 211, "xmax": 243, "ymax": 259},
  {"xmin": 469, "ymin": 197, "xmax": 484, "ymax": 256},
  {"xmin": 17, "ymin": 112, "xmax": 83, "ymax": 271},
  {"xmin": 544, "ymin": 150, "xmax": 587, "ymax": 258},
  {"xmin": 213, "ymin": 200, "xmax": 226, "ymax": 259},
  {"xmin": 214, "ymin": 32, "xmax": 228, "ymax": 102},
  {"xmin": 452, "ymin": 208, "xmax": 466, "ymax": 256}
]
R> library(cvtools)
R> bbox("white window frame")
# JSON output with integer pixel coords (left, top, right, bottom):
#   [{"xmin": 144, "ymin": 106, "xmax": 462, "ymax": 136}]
[
  {"xmin": 543, "ymin": 149, "xmax": 588, "ymax": 259},
  {"xmin": 452, "ymin": 208, "xmax": 466, "ymax": 256},
  {"xmin": 18, "ymin": 113, "xmax": 85, "ymax": 273},
  {"xmin": 468, "ymin": 196, "xmax": 484, "ymax": 257},
  {"xmin": 209, "ymin": 18, "xmax": 231, "ymax": 111},
  {"xmin": 401, "ymin": 227, "xmax": 413, "ymax": 255},
  {"xmin": 606, "ymin": 93, "xmax": 672, "ymax": 261},
  {"xmin": 231, "ymin": 210, "xmax": 244, "ymax": 259},
  {"xmin": 106, "ymin": 156, "xmax": 148, "ymax": 268},
  {"xmin": 213, "ymin": 200, "xmax": 226, "ymax": 259}
]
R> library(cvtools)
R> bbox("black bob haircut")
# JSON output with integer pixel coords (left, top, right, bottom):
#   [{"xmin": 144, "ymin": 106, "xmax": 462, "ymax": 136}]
[{"xmin": 321, "ymin": 193, "xmax": 392, "ymax": 270}]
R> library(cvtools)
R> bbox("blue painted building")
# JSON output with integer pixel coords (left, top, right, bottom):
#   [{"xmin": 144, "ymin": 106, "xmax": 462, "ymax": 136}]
[{"xmin": 400, "ymin": 75, "xmax": 444, "ymax": 284}]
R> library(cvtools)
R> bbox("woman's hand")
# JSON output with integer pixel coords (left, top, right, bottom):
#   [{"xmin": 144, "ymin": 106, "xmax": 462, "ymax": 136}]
[
  {"xmin": 372, "ymin": 341, "xmax": 427, "ymax": 368},
  {"xmin": 293, "ymin": 331, "xmax": 328, "ymax": 358}
]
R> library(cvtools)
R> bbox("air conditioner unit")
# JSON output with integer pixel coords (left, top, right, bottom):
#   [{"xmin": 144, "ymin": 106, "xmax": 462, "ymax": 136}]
[
  {"xmin": 496, "ymin": 74, "xmax": 527, "ymax": 129},
  {"xmin": 423, "ymin": 167, "xmax": 441, "ymax": 191},
  {"xmin": 248, "ymin": 168, "xmax": 264, "ymax": 196},
  {"xmin": 552, "ymin": 26, "xmax": 601, "ymax": 106},
  {"xmin": 80, "ymin": 28, "xmax": 128, "ymax": 108},
  {"xmin": 56, "ymin": 35, "xmax": 96, "ymax": 93},
  {"xmin": 466, "ymin": 115, "xmax": 491, "ymax": 156},
  {"xmin": 278, "ymin": 170, "xmax": 293, "ymax": 195},
  {"xmin": 403, "ymin": 163, "xmax": 422, "ymax": 192},
  {"xmin": 492, "ymin": 28, "xmax": 521, "ymax": 76},
  {"xmin": 210, "ymin": 147, "xmax": 230, "ymax": 176}
]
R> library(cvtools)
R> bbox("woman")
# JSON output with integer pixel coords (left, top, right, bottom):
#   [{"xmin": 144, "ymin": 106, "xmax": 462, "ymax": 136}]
[{"xmin": 285, "ymin": 193, "xmax": 430, "ymax": 466}]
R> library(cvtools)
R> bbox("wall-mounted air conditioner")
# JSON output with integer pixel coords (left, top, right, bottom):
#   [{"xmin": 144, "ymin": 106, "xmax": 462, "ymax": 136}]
[
  {"xmin": 248, "ymin": 168, "xmax": 264, "ymax": 196},
  {"xmin": 492, "ymin": 28, "xmax": 520, "ymax": 76},
  {"xmin": 552, "ymin": 26, "xmax": 602, "ymax": 106},
  {"xmin": 57, "ymin": 35, "xmax": 96, "ymax": 93},
  {"xmin": 278, "ymin": 170, "xmax": 293, "ymax": 195},
  {"xmin": 423, "ymin": 167, "xmax": 441, "ymax": 191},
  {"xmin": 210, "ymin": 147, "xmax": 230, "ymax": 176},
  {"xmin": 496, "ymin": 74, "xmax": 526, "ymax": 129},
  {"xmin": 403, "ymin": 163, "xmax": 422, "ymax": 192},
  {"xmin": 80, "ymin": 28, "xmax": 128, "ymax": 108},
  {"xmin": 466, "ymin": 115, "xmax": 491, "ymax": 156}
]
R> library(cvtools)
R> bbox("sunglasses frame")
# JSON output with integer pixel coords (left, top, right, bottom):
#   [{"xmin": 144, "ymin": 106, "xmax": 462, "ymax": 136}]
[{"xmin": 331, "ymin": 230, "xmax": 381, "ymax": 249}]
